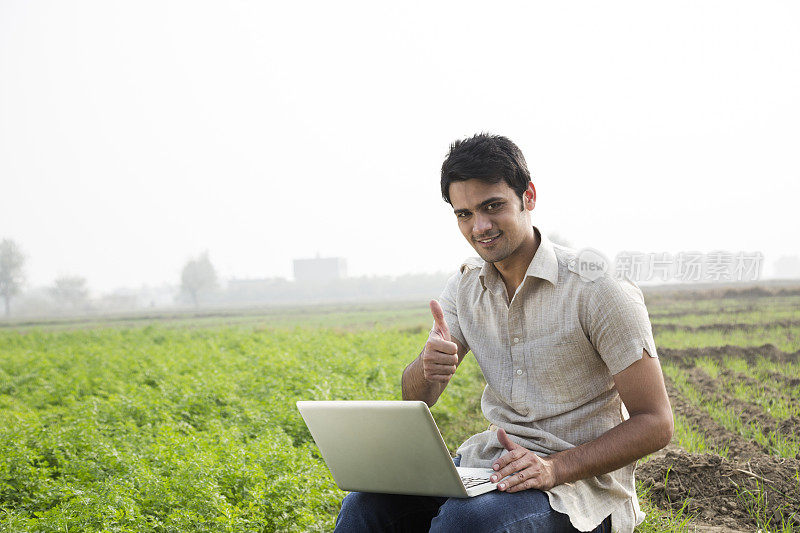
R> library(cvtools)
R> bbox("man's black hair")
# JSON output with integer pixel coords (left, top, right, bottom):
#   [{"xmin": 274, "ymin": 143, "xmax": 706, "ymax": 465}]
[{"xmin": 440, "ymin": 133, "xmax": 531, "ymax": 206}]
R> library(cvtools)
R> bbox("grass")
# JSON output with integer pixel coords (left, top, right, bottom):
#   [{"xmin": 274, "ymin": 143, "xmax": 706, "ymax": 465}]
[
  {"xmin": 635, "ymin": 482, "xmax": 694, "ymax": 533},
  {"xmin": 722, "ymin": 356, "xmax": 750, "ymax": 374},
  {"xmin": 736, "ymin": 480, "xmax": 799, "ymax": 533},
  {"xmin": 693, "ymin": 357, "xmax": 721, "ymax": 379},
  {"xmin": 0, "ymin": 325, "xmax": 409, "ymax": 531},
  {"xmin": 670, "ymin": 412, "xmax": 719, "ymax": 456}
]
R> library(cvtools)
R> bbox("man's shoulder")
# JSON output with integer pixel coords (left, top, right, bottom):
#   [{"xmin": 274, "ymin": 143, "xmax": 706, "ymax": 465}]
[
  {"xmin": 551, "ymin": 244, "xmax": 645, "ymax": 301},
  {"xmin": 459, "ymin": 256, "xmax": 484, "ymax": 274},
  {"xmin": 439, "ymin": 257, "xmax": 485, "ymax": 298},
  {"xmin": 552, "ymin": 243, "xmax": 578, "ymax": 270},
  {"xmin": 551, "ymin": 243, "xmax": 593, "ymax": 286}
]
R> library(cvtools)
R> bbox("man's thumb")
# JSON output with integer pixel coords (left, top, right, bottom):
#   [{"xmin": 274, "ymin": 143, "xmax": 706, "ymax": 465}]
[
  {"xmin": 497, "ymin": 428, "xmax": 519, "ymax": 452},
  {"xmin": 429, "ymin": 300, "xmax": 451, "ymax": 341}
]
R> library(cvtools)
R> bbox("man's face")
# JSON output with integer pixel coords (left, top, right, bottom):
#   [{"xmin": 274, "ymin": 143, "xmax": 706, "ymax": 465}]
[{"xmin": 449, "ymin": 179, "xmax": 536, "ymax": 265}]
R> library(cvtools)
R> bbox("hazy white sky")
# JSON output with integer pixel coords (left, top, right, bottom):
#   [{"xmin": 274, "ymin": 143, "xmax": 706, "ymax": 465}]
[{"xmin": 1, "ymin": 1, "xmax": 799, "ymax": 292}]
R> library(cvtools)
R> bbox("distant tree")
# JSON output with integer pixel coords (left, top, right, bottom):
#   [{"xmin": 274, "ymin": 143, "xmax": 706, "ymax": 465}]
[
  {"xmin": 50, "ymin": 275, "xmax": 89, "ymax": 309},
  {"xmin": 181, "ymin": 252, "xmax": 218, "ymax": 307},
  {"xmin": 0, "ymin": 239, "xmax": 25, "ymax": 316}
]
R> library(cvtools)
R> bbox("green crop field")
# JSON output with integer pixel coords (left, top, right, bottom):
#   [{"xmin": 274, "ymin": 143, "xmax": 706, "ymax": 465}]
[{"xmin": 1, "ymin": 291, "xmax": 799, "ymax": 532}]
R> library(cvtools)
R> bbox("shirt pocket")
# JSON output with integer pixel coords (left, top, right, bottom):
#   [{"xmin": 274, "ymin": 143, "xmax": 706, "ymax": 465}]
[{"xmin": 527, "ymin": 339, "xmax": 611, "ymax": 406}]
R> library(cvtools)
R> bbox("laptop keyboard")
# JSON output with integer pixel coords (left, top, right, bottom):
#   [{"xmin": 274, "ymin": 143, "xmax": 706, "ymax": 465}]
[{"xmin": 460, "ymin": 474, "xmax": 492, "ymax": 488}]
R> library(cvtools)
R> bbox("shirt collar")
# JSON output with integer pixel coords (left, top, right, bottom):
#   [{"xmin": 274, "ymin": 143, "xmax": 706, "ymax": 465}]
[{"xmin": 479, "ymin": 227, "xmax": 559, "ymax": 294}]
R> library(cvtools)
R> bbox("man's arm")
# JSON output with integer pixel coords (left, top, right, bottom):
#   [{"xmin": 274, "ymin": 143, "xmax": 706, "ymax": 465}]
[
  {"xmin": 401, "ymin": 300, "xmax": 468, "ymax": 407},
  {"xmin": 490, "ymin": 350, "xmax": 673, "ymax": 491}
]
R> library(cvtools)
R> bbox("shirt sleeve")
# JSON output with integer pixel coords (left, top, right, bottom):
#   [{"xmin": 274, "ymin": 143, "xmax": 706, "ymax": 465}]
[
  {"xmin": 438, "ymin": 271, "xmax": 468, "ymax": 350},
  {"xmin": 583, "ymin": 275, "xmax": 658, "ymax": 375}
]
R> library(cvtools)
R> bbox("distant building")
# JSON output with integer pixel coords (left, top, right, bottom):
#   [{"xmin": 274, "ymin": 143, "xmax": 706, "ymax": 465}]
[{"xmin": 293, "ymin": 256, "xmax": 347, "ymax": 283}]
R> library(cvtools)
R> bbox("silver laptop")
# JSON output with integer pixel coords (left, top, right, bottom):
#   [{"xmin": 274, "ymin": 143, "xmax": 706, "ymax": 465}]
[{"xmin": 296, "ymin": 400, "xmax": 499, "ymax": 498}]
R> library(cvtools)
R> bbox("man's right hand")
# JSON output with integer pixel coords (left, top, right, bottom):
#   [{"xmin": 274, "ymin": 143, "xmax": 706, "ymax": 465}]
[{"xmin": 422, "ymin": 300, "xmax": 459, "ymax": 383}]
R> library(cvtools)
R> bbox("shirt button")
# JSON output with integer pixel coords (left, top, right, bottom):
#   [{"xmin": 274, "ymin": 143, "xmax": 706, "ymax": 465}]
[
  {"xmin": 516, "ymin": 369, "xmax": 523, "ymax": 375},
  {"xmin": 513, "ymin": 337, "xmax": 519, "ymax": 344}
]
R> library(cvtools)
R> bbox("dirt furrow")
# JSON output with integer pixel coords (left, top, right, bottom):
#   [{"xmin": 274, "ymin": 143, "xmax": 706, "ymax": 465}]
[
  {"xmin": 659, "ymin": 344, "xmax": 800, "ymax": 365},
  {"xmin": 759, "ymin": 369, "xmax": 800, "ymax": 390},
  {"xmin": 664, "ymin": 375, "xmax": 767, "ymax": 461},
  {"xmin": 653, "ymin": 319, "xmax": 800, "ymax": 333},
  {"xmin": 718, "ymin": 367, "xmax": 800, "ymax": 401},
  {"xmin": 638, "ymin": 450, "xmax": 800, "ymax": 530},
  {"xmin": 683, "ymin": 366, "xmax": 800, "ymax": 446}
]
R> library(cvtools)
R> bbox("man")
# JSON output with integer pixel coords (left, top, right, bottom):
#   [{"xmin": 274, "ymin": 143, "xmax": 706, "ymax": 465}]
[{"xmin": 335, "ymin": 134, "xmax": 673, "ymax": 532}]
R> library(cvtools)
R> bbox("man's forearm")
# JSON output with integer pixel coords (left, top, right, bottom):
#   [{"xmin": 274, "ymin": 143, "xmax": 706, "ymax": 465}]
[
  {"xmin": 548, "ymin": 411, "xmax": 673, "ymax": 485},
  {"xmin": 401, "ymin": 352, "xmax": 445, "ymax": 406}
]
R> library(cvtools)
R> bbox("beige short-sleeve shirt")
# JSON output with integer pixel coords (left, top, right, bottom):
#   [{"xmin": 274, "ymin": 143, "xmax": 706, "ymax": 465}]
[{"xmin": 438, "ymin": 229, "xmax": 658, "ymax": 533}]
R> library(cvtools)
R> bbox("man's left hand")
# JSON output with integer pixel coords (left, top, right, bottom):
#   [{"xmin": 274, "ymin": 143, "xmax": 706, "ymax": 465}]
[{"xmin": 490, "ymin": 428, "xmax": 558, "ymax": 492}]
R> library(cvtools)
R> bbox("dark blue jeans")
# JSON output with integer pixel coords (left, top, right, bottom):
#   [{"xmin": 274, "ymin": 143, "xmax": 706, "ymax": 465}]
[{"xmin": 334, "ymin": 458, "xmax": 611, "ymax": 533}]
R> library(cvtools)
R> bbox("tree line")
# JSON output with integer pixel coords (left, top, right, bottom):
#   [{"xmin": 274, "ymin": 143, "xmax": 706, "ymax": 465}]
[
  {"xmin": 0, "ymin": 238, "xmax": 219, "ymax": 317},
  {"xmin": 0, "ymin": 239, "xmax": 450, "ymax": 318}
]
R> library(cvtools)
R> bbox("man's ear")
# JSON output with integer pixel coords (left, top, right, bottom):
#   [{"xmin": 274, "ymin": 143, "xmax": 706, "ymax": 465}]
[{"xmin": 523, "ymin": 182, "xmax": 536, "ymax": 211}]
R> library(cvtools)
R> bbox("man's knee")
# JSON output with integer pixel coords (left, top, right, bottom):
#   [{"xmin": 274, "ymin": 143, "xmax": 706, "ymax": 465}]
[
  {"xmin": 431, "ymin": 490, "xmax": 560, "ymax": 533},
  {"xmin": 335, "ymin": 491, "xmax": 444, "ymax": 533},
  {"xmin": 335, "ymin": 492, "xmax": 381, "ymax": 531}
]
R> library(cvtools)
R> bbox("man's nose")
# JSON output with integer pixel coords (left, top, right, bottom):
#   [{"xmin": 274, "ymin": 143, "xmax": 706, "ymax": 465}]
[{"xmin": 473, "ymin": 213, "xmax": 492, "ymax": 235}]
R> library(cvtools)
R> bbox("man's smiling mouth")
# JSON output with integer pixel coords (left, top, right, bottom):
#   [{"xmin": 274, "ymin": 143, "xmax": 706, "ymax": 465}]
[{"xmin": 475, "ymin": 233, "xmax": 501, "ymax": 245}]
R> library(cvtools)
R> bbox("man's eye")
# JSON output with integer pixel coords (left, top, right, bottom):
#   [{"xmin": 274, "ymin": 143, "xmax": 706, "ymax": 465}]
[
  {"xmin": 456, "ymin": 212, "xmax": 470, "ymax": 219},
  {"xmin": 487, "ymin": 203, "xmax": 502, "ymax": 211}
]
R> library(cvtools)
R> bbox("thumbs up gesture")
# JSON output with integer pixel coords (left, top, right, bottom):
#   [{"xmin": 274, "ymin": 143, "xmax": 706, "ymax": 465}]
[{"xmin": 422, "ymin": 300, "xmax": 460, "ymax": 384}]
